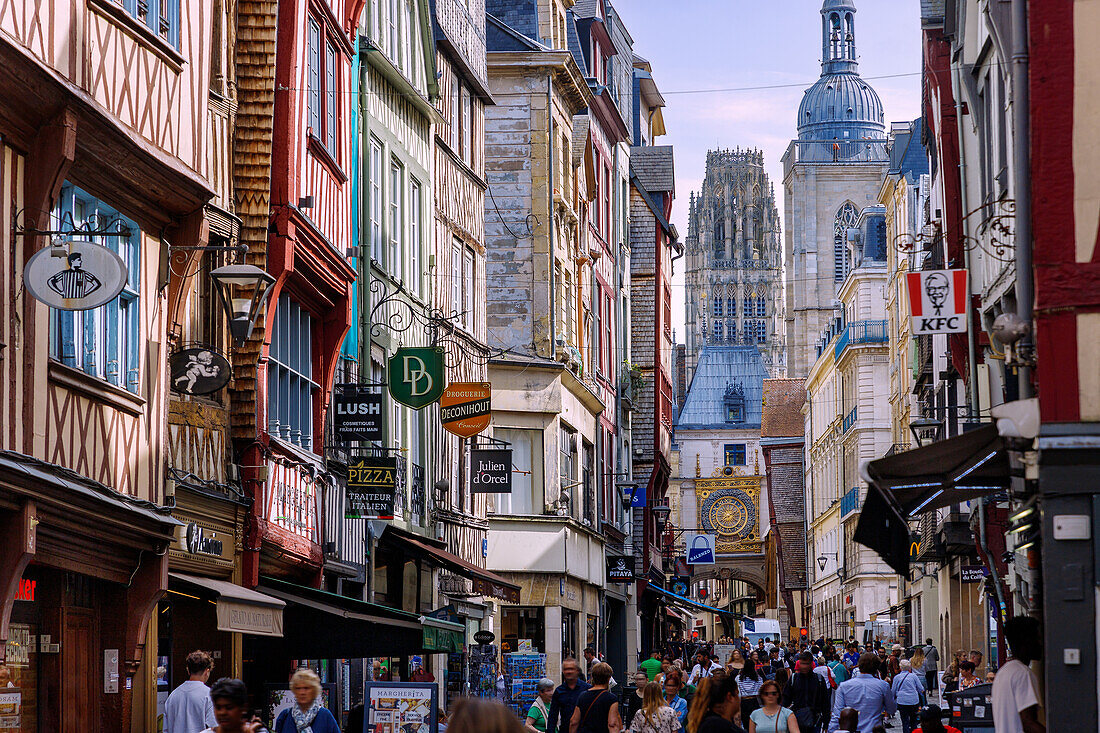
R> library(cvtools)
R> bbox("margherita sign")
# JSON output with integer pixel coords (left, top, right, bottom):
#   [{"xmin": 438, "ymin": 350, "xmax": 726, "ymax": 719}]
[
  {"xmin": 439, "ymin": 382, "xmax": 491, "ymax": 438},
  {"xmin": 906, "ymin": 269, "xmax": 968, "ymax": 335}
]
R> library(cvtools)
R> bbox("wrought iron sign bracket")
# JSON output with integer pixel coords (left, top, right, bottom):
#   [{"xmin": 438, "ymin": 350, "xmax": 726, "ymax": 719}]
[{"xmin": 13, "ymin": 209, "xmax": 133, "ymax": 238}]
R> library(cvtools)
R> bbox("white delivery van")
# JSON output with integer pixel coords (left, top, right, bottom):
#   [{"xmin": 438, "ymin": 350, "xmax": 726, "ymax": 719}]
[{"xmin": 743, "ymin": 618, "xmax": 782, "ymax": 646}]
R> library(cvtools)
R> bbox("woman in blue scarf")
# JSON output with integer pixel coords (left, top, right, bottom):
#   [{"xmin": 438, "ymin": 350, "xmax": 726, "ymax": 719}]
[{"xmin": 275, "ymin": 669, "xmax": 340, "ymax": 733}]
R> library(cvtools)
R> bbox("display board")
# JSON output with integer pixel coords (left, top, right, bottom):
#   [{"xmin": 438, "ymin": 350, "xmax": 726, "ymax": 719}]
[{"xmin": 363, "ymin": 681, "xmax": 437, "ymax": 733}]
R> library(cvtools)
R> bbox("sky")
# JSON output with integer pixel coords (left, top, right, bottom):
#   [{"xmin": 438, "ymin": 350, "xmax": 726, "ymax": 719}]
[{"xmin": 617, "ymin": 0, "xmax": 924, "ymax": 338}]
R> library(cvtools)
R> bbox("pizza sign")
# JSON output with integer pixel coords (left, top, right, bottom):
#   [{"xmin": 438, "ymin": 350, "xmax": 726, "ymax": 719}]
[{"xmin": 906, "ymin": 269, "xmax": 969, "ymax": 335}]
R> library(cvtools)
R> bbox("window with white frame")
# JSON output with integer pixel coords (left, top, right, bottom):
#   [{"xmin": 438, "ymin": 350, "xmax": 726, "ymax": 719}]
[
  {"xmin": 451, "ymin": 238, "xmax": 462, "ymax": 323},
  {"xmin": 370, "ymin": 138, "xmax": 383, "ymax": 262},
  {"xmin": 494, "ymin": 428, "xmax": 542, "ymax": 515},
  {"xmin": 401, "ymin": 0, "xmax": 412, "ymax": 76},
  {"xmin": 559, "ymin": 424, "xmax": 577, "ymax": 516},
  {"xmin": 389, "ymin": 160, "xmax": 403, "ymax": 277},
  {"xmin": 49, "ymin": 186, "xmax": 141, "ymax": 393},
  {"xmin": 462, "ymin": 246, "xmax": 475, "ymax": 332},
  {"xmin": 268, "ymin": 294, "xmax": 319, "ymax": 448},
  {"xmin": 408, "ymin": 177, "xmax": 421, "ymax": 297},
  {"xmin": 388, "ymin": 0, "xmax": 398, "ymax": 57}
]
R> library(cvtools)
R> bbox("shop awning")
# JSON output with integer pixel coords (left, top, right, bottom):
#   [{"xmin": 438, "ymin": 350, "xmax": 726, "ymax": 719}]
[
  {"xmin": 420, "ymin": 616, "xmax": 466, "ymax": 653},
  {"xmin": 380, "ymin": 527, "xmax": 522, "ymax": 604},
  {"xmin": 169, "ymin": 573, "xmax": 286, "ymax": 637},
  {"xmin": 860, "ymin": 424, "xmax": 1010, "ymax": 515},
  {"xmin": 855, "ymin": 424, "xmax": 1009, "ymax": 577},
  {"xmin": 256, "ymin": 576, "xmax": 427, "ymax": 658},
  {"xmin": 648, "ymin": 584, "xmax": 740, "ymax": 620}
]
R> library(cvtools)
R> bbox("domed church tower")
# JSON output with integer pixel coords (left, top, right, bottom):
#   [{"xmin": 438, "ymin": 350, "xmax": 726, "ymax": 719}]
[{"xmin": 781, "ymin": 0, "xmax": 890, "ymax": 378}]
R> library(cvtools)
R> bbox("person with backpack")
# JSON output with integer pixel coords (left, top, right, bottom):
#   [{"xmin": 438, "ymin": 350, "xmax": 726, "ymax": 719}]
[
  {"xmin": 889, "ymin": 660, "xmax": 925, "ymax": 733},
  {"xmin": 826, "ymin": 650, "xmax": 849, "ymax": 688},
  {"xmin": 783, "ymin": 653, "xmax": 829, "ymax": 733}
]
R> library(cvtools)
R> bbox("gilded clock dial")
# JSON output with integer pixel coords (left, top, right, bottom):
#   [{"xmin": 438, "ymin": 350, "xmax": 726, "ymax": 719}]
[{"xmin": 705, "ymin": 495, "xmax": 753, "ymax": 538}]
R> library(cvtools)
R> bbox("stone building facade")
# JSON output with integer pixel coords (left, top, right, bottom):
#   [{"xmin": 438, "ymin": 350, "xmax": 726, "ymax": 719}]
[
  {"xmin": 683, "ymin": 148, "xmax": 784, "ymax": 382},
  {"xmin": 782, "ymin": 0, "xmax": 889, "ymax": 380}
]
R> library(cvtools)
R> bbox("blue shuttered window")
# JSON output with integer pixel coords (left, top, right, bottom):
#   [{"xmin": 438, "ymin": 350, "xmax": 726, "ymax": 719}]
[
  {"xmin": 268, "ymin": 294, "xmax": 319, "ymax": 449},
  {"xmin": 49, "ymin": 186, "xmax": 141, "ymax": 393},
  {"xmin": 120, "ymin": 0, "xmax": 179, "ymax": 48}
]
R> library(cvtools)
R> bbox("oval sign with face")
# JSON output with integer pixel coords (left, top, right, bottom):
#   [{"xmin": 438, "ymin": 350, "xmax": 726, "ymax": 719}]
[
  {"xmin": 24, "ymin": 240, "xmax": 129, "ymax": 311},
  {"xmin": 170, "ymin": 347, "xmax": 232, "ymax": 395}
]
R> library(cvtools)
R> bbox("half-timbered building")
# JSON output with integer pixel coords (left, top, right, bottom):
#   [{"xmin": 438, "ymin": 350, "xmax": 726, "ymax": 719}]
[{"xmin": 0, "ymin": 0, "xmax": 232, "ymax": 726}]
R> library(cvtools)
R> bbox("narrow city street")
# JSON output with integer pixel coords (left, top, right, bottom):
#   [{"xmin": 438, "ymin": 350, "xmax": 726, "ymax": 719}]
[{"xmin": 0, "ymin": 0, "xmax": 1089, "ymax": 731}]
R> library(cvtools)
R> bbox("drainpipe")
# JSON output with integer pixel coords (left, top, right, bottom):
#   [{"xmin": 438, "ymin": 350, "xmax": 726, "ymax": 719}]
[
  {"xmin": 1011, "ymin": 0, "xmax": 1033, "ymax": 398},
  {"xmin": 951, "ymin": 62, "xmax": 980, "ymax": 421},
  {"xmin": 547, "ymin": 75, "xmax": 557, "ymax": 359},
  {"xmin": 977, "ymin": 497, "xmax": 1007, "ymax": 660}
]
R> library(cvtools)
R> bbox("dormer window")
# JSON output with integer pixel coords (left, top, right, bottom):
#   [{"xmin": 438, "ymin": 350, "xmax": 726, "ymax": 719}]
[{"xmin": 724, "ymin": 381, "xmax": 746, "ymax": 423}]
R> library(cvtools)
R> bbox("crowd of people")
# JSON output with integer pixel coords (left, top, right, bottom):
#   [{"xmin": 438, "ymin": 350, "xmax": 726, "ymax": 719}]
[{"xmin": 159, "ymin": 617, "xmax": 1044, "ymax": 733}]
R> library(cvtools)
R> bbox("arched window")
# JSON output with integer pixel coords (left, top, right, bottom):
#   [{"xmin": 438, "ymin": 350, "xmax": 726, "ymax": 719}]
[
  {"xmin": 727, "ymin": 321, "xmax": 737, "ymax": 342},
  {"xmin": 713, "ymin": 319, "xmax": 723, "ymax": 343},
  {"xmin": 845, "ymin": 13, "xmax": 855, "ymax": 59},
  {"xmin": 713, "ymin": 298, "xmax": 722, "ymax": 318},
  {"xmin": 727, "ymin": 297, "xmax": 737, "ymax": 317},
  {"xmin": 834, "ymin": 202, "xmax": 859, "ymax": 283}
]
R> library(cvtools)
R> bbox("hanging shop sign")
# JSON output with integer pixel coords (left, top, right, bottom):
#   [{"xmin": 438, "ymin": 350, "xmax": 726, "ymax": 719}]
[
  {"xmin": 686, "ymin": 533, "xmax": 717, "ymax": 564},
  {"xmin": 388, "ymin": 347, "xmax": 446, "ymax": 409},
  {"xmin": 961, "ymin": 565, "xmax": 989, "ymax": 583},
  {"xmin": 332, "ymin": 384, "xmax": 385, "ymax": 443},
  {"xmin": 169, "ymin": 347, "xmax": 232, "ymax": 395},
  {"xmin": 906, "ymin": 269, "xmax": 969, "ymax": 335},
  {"xmin": 473, "ymin": 630, "xmax": 495, "ymax": 644},
  {"xmin": 469, "ymin": 449, "xmax": 512, "ymax": 494},
  {"xmin": 24, "ymin": 239, "xmax": 129, "ymax": 311},
  {"xmin": 440, "ymin": 383, "xmax": 492, "ymax": 437},
  {"xmin": 606, "ymin": 556, "xmax": 634, "ymax": 584},
  {"xmin": 347, "ymin": 457, "xmax": 399, "ymax": 519},
  {"xmin": 672, "ymin": 579, "xmax": 689, "ymax": 596}
]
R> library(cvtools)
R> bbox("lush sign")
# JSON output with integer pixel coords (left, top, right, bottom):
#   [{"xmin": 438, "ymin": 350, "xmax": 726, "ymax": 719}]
[
  {"xmin": 440, "ymin": 383, "xmax": 491, "ymax": 437},
  {"xmin": 470, "ymin": 449, "xmax": 512, "ymax": 494},
  {"xmin": 347, "ymin": 457, "xmax": 398, "ymax": 519},
  {"xmin": 333, "ymin": 385, "xmax": 384, "ymax": 443},
  {"xmin": 387, "ymin": 347, "xmax": 445, "ymax": 409}
]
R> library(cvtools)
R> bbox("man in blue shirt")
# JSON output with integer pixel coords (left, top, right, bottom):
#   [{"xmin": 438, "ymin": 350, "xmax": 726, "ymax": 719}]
[
  {"xmin": 828, "ymin": 653, "xmax": 896, "ymax": 733},
  {"xmin": 547, "ymin": 658, "xmax": 590, "ymax": 733}
]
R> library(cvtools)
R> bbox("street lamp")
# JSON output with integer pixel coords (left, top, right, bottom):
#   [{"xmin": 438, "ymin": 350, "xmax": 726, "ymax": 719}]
[
  {"xmin": 209, "ymin": 264, "xmax": 276, "ymax": 346},
  {"xmin": 651, "ymin": 503, "xmax": 671, "ymax": 531},
  {"xmin": 908, "ymin": 416, "xmax": 944, "ymax": 447}
]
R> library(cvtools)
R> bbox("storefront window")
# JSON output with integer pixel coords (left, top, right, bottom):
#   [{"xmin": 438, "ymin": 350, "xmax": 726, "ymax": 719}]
[
  {"xmin": 502, "ymin": 607, "xmax": 545, "ymax": 654},
  {"xmin": 561, "ymin": 609, "xmax": 579, "ymax": 659}
]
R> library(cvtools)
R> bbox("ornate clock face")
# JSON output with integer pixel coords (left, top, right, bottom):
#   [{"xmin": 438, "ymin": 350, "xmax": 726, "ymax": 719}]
[{"xmin": 701, "ymin": 490, "xmax": 755, "ymax": 540}]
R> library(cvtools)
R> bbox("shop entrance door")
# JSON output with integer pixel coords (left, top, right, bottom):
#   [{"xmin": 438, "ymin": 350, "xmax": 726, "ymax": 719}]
[{"xmin": 60, "ymin": 609, "xmax": 98, "ymax": 733}]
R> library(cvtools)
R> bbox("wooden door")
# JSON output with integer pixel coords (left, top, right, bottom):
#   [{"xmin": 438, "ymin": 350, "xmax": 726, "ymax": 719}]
[{"xmin": 60, "ymin": 609, "xmax": 98, "ymax": 733}]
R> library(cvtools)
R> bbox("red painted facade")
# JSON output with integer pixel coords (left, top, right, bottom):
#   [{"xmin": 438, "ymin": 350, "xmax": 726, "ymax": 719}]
[{"xmin": 242, "ymin": 0, "xmax": 359, "ymax": 587}]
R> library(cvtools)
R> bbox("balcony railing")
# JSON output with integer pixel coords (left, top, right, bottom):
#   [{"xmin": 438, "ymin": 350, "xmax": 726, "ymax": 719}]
[
  {"xmin": 783, "ymin": 139, "xmax": 889, "ymax": 174},
  {"xmin": 840, "ymin": 486, "xmax": 861, "ymax": 518},
  {"xmin": 841, "ymin": 405, "xmax": 858, "ymax": 433},
  {"xmin": 711, "ymin": 258, "xmax": 777, "ymax": 270},
  {"xmin": 835, "ymin": 319, "xmax": 888, "ymax": 359}
]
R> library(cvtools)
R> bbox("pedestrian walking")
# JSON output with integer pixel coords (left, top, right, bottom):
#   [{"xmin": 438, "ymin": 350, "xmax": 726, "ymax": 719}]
[
  {"xmin": 889, "ymin": 660, "xmax": 925, "ymax": 733},
  {"xmin": 569, "ymin": 662, "xmax": 621, "ymax": 733},
  {"xmin": 727, "ymin": 650, "xmax": 747, "ymax": 676},
  {"xmin": 165, "ymin": 650, "xmax": 217, "ymax": 733},
  {"xmin": 919, "ymin": 641, "xmax": 938, "ymax": 699},
  {"xmin": 526, "ymin": 678, "xmax": 557, "ymax": 732},
  {"xmin": 642, "ymin": 652, "xmax": 664, "ymax": 682},
  {"xmin": 625, "ymin": 671, "xmax": 650, "ymax": 728},
  {"xmin": 201, "ymin": 678, "xmax": 267, "ymax": 733},
  {"xmin": 627, "ymin": 681, "xmax": 681, "ymax": 733},
  {"xmin": 991, "ymin": 616, "xmax": 1045, "ymax": 733},
  {"xmin": 447, "ymin": 698, "xmax": 525, "ymax": 733},
  {"xmin": 783, "ymin": 653, "xmax": 828, "ymax": 733},
  {"xmin": 735, "ymin": 661, "xmax": 763, "ymax": 721},
  {"xmin": 274, "ymin": 669, "xmax": 340, "ymax": 733},
  {"xmin": 910, "ymin": 705, "xmax": 960, "ymax": 733},
  {"xmin": 687, "ymin": 651, "xmax": 723, "ymax": 686},
  {"xmin": 748, "ymin": 679, "xmax": 799, "ymax": 733},
  {"xmin": 827, "ymin": 654, "xmax": 896, "ymax": 733},
  {"xmin": 836, "ymin": 708, "xmax": 858, "ymax": 733},
  {"xmin": 664, "ymin": 674, "xmax": 690, "ymax": 728},
  {"xmin": 685, "ymin": 674, "xmax": 745, "ymax": 733},
  {"xmin": 548, "ymin": 658, "xmax": 592, "ymax": 733}
]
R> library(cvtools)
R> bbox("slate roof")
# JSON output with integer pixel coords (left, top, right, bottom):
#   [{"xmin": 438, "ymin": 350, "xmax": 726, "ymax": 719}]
[
  {"xmin": 486, "ymin": 11, "xmax": 547, "ymax": 52},
  {"xmin": 565, "ymin": 9, "xmax": 588, "ymax": 75},
  {"xmin": 676, "ymin": 345, "xmax": 768, "ymax": 429},
  {"xmin": 888, "ymin": 118, "xmax": 929, "ymax": 180},
  {"xmin": 572, "ymin": 0, "xmax": 599, "ymax": 20},
  {"xmin": 484, "ymin": 0, "xmax": 540, "ymax": 43},
  {"xmin": 571, "ymin": 116, "xmax": 590, "ymax": 167},
  {"xmin": 761, "ymin": 379, "xmax": 806, "ymax": 438},
  {"xmin": 630, "ymin": 145, "xmax": 674, "ymax": 193}
]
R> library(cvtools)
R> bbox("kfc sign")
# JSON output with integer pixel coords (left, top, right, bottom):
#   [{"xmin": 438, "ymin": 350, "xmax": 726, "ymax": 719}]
[{"xmin": 906, "ymin": 269, "xmax": 969, "ymax": 335}]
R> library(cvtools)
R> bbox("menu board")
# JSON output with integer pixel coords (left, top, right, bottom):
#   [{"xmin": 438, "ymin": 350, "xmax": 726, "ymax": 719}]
[{"xmin": 364, "ymin": 682, "xmax": 437, "ymax": 733}]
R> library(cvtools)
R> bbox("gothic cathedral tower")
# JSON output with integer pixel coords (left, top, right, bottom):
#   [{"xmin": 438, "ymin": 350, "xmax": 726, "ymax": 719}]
[
  {"xmin": 782, "ymin": 0, "xmax": 890, "ymax": 378},
  {"xmin": 683, "ymin": 148, "xmax": 784, "ymax": 383}
]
